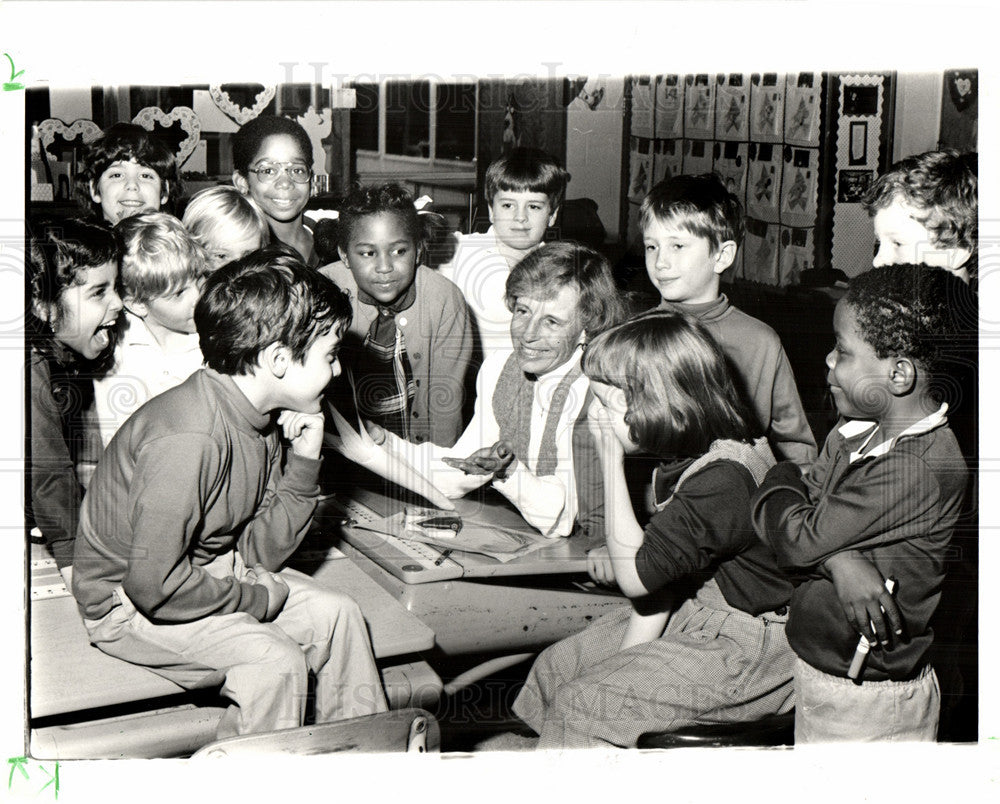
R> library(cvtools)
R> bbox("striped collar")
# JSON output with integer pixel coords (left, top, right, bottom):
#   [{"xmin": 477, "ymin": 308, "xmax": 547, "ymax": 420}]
[{"xmin": 840, "ymin": 403, "xmax": 949, "ymax": 463}]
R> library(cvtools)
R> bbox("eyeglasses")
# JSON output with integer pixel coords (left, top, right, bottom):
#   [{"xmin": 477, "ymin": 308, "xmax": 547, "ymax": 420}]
[{"xmin": 247, "ymin": 162, "xmax": 313, "ymax": 184}]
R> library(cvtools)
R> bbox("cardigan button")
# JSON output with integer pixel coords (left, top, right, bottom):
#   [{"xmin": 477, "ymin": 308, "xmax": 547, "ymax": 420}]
[
  {"xmin": 399, "ymin": 316, "xmax": 408, "ymax": 327},
  {"xmin": 413, "ymin": 352, "xmax": 421, "ymax": 360}
]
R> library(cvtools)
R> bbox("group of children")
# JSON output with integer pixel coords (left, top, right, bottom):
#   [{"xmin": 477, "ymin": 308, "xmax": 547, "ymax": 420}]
[{"xmin": 26, "ymin": 110, "xmax": 978, "ymax": 748}]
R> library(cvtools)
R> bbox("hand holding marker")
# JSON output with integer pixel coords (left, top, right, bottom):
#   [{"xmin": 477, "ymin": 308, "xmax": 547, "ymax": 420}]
[{"xmin": 847, "ymin": 576, "xmax": 897, "ymax": 683}]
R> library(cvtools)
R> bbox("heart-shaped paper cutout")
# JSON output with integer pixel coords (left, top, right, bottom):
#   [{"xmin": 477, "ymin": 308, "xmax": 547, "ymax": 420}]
[
  {"xmin": 209, "ymin": 85, "xmax": 276, "ymax": 126},
  {"xmin": 132, "ymin": 106, "xmax": 201, "ymax": 167},
  {"xmin": 36, "ymin": 118, "xmax": 102, "ymax": 157},
  {"xmin": 955, "ymin": 78, "xmax": 972, "ymax": 97}
]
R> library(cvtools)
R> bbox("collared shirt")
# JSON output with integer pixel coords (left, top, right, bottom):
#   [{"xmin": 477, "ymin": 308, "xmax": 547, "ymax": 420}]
[
  {"xmin": 93, "ymin": 311, "xmax": 204, "ymax": 447},
  {"xmin": 439, "ymin": 227, "xmax": 542, "ymax": 359},
  {"xmin": 840, "ymin": 404, "xmax": 949, "ymax": 463}
]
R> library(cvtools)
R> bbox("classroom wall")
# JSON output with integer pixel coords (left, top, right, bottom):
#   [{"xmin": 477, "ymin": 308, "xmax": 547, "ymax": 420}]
[
  {"xmin": 893, "ymin": 72, "xmax": 943, "ymax": 162},
  {"xmin": 564, "ymin": 78, "xmax": 625, "ymax": 240}
]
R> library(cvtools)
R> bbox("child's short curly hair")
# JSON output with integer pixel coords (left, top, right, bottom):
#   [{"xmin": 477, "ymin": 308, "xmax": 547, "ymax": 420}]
[
  {"xmin": 232, "ymin": 115, "xmax": 313, "ymax": 177},
  {"xmin": 195, "ymin": 247, "xmax": 352, "ymax": 375},
  {"xmin": 116, "ymin": 212, "xmax": 209, "ymax": 303},
  {"xmin": 78, "ymin": 123, "xmax": 180, "ymax": 215},
  {"xmin": 862, "ymin": 149, "xmax": 978, "ymax": 254},
  {"xmin": 484, "ymin": 148, "xmax": 570, "ymax": 209},
  {"xmin": 844, "ymin": 263, "xmax": 973, "ymax": 375},
  {"xmin": 336, "ymin": 182, "xmax": 426, "ymax": 256},
  {"xmin": 640, "ymin": 173, "xmax": 744, "ymax": 251}
]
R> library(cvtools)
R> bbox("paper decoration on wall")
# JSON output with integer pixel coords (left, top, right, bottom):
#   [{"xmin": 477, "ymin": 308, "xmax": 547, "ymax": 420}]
[
  {"xmin": 569, "ymin": 77, "xmax": 607, "ymax": 111},
  {"xmin": 682, "ymin": 138, "xmax": 713, "ymax": 175},
  {"xmin": 780, "ymin": 146, "xmax": 819, "ymax": 228},
  {"xmin": 628, "ymin": 136, "xmax": 653, "ymax": 203},
  {"xmin": 36, "ymin": 118, "xmax": 102, "ymax": 157},
  {"xmin": 209, "ymin": 84, "xmax": 276, "ymax": 126},
  {"xmin": 296, "ymin": 106, "xmax": 333, "ymax": 175},
  {"xmin": 654, "ymin": 74, "xmax": 684, "ymax": 138},
  {"xmin": 630, "ymin": 76, "xmax": 654, "ymax": 138},
  {"xmin": 684, "ymin": 74, "xmax": 715, "ymax": 139},
  {"xmin": 940, "ymin": 69, "xmax": 977, "ymax": 152},
  {"xmin": 784, "ymin": 73, "xmax": 821, "ymax": 146},
  {"xmin": 132, "ymin": 106, "xmax": 201, "ymax": 168},
  {"xmin": 715, "ymin": 74, "xmax": 749, "ymax": 141},
  {"xmin": 743, "ymin": 217, "xmax": 780, "ymax": 285},
  {"xmin": 192, "ymin": 89, "xmax": 240, "ymax": 133},
  {"xmin": 750, "ymin": 73, "xmax": 786, "ymax": 143},
  {"xmin": 713, "ymin": 141, "xmax": 749, "ymax": 206},
  {"xmin": 779, "ymin": 226, "xmax": 815, "ymax": 286},
  {"xmin": 653, "ymin": 139, "xmax": 682, "ymax": 186},
  {"xmin": 747, "ymin": 142, "xmax": 781, "ymax": 223}
]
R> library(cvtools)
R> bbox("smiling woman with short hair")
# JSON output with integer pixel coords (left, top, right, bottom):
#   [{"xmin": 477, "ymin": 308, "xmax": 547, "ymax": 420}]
[{"xmin": 372, "ymin": 241, "xmax": 628, "ymax": 539}]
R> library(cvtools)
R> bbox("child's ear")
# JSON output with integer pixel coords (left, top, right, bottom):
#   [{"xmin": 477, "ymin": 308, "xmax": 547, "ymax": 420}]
[
  {"xmin": 713, "ymin": 240, "xmax": 738, "ymax": 274},
  {"xmin": 547, "ymin": 206, "xmax": 560, "ymax": 227},
  {"xmin": 487, "ymin": 202, "xmax": 496, "ymax": 225},
  {"xmin": 160, "ymin": 180, "xmax": 171, "ymax": 207},
  {"xmin": 124, "ymin": 298, "xmax": 148, "ymax": 318},
  {"xmin": 337, "ymin": 245, "xmax": 349, "ymax": 266},
  {"xmin": 888, "ymin": 357, "xmax": 917, "ymax": 395},
  {"xmin": 232, "ymin": 172, "xmax": 250, "ymax": 196},
  {"xmin": 89, "ymin": 180, "xmax": 101, "ymax": 204},
  {"xmin": 261, "ymin": 342, "xmax": 290, "ymax": 379}
]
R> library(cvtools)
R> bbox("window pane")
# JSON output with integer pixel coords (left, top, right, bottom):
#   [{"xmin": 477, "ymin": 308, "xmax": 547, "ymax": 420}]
[
  {"xmin": 385, "ymin": 81, "xmax": 430, "ymax": 158},
  {"xmin": 350, "ymin": 83, "xmax": 380, "ymax": 152},
  {"xmin": 436, "ymin": 84, "xmax": 477, "ymax": 162}
]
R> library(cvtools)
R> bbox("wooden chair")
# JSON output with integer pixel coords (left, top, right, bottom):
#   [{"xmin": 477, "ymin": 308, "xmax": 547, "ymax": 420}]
[
  {"xmin": 637, "ymin": 711, "xmax": 795, "ymax": 749},
  {"xmin": 191, "ymin": 708, "xmax": 440, "ymax": 757}
]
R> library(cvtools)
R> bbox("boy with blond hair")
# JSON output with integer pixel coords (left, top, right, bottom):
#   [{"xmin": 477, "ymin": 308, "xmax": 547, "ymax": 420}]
[{"xmin": 94, "ymin": 212, "xmax": 209, "ymax": 445}]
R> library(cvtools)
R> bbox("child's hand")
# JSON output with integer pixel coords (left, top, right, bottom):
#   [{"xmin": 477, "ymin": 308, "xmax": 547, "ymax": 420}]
[
  {"xmin": 587, "ymin": 399, "xmax": 624, "ymax": 465},
  {"xmin": 824, "ymin": 552, "xmax": 903, "ymax": 649},
  {"xmin": 252, "ymin": 563, "xmax": 290, "ymax": 621},
  {"xmin": 586, "ymin": 545, "xmax": 616, "ymax": 586},
  {"xmin": 364, "ymin": 421, "xmax": 387, "ymax": 445},
  {"xmin": 278, "ymin": 410, "xmax": 325, "ymax": 459}
]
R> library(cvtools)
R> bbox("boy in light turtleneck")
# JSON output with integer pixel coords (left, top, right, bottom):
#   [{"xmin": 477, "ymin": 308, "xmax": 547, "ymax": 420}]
[{"xmin": 641, "ymin": 174, "xmax": 816, "ymax": 469}]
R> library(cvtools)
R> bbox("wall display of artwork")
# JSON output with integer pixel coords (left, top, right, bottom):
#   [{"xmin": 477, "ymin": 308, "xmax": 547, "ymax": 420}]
[
  {"xmin": 779, "ymin": 225, "xmax": 815, "ymax": 286},
  {"xmin": 684, "ymin": 74, "xmax": 715, "ymax": 140},
  {"xmin": 653, "ymin": 139, "xmax": 682, "ymax": 185},
  {"xmin": 716, "ymin": 74, "xmax": 750, "ymax": 142},
  {"xmin": 750, "ymin": 73, "xmax": 785, "ymax": 143},
  {"xmin": 622, "ymin": 71, "xmax": 897, "ymax": 287}
]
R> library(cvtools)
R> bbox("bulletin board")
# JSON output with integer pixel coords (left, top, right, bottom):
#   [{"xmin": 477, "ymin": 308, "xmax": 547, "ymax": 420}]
[{"xmin": 622, "ymin": 72, "xmax": 895, "ymax": 287}]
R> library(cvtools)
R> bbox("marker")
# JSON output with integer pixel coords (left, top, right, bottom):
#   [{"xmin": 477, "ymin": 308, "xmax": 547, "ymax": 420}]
[
  {"xmin": 847, "ymin": 577, "xmax": 897, "ymax": 684},
  {"xmin": 434, "ymin": 549, "xmax": 453, "ymax": 567}
]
